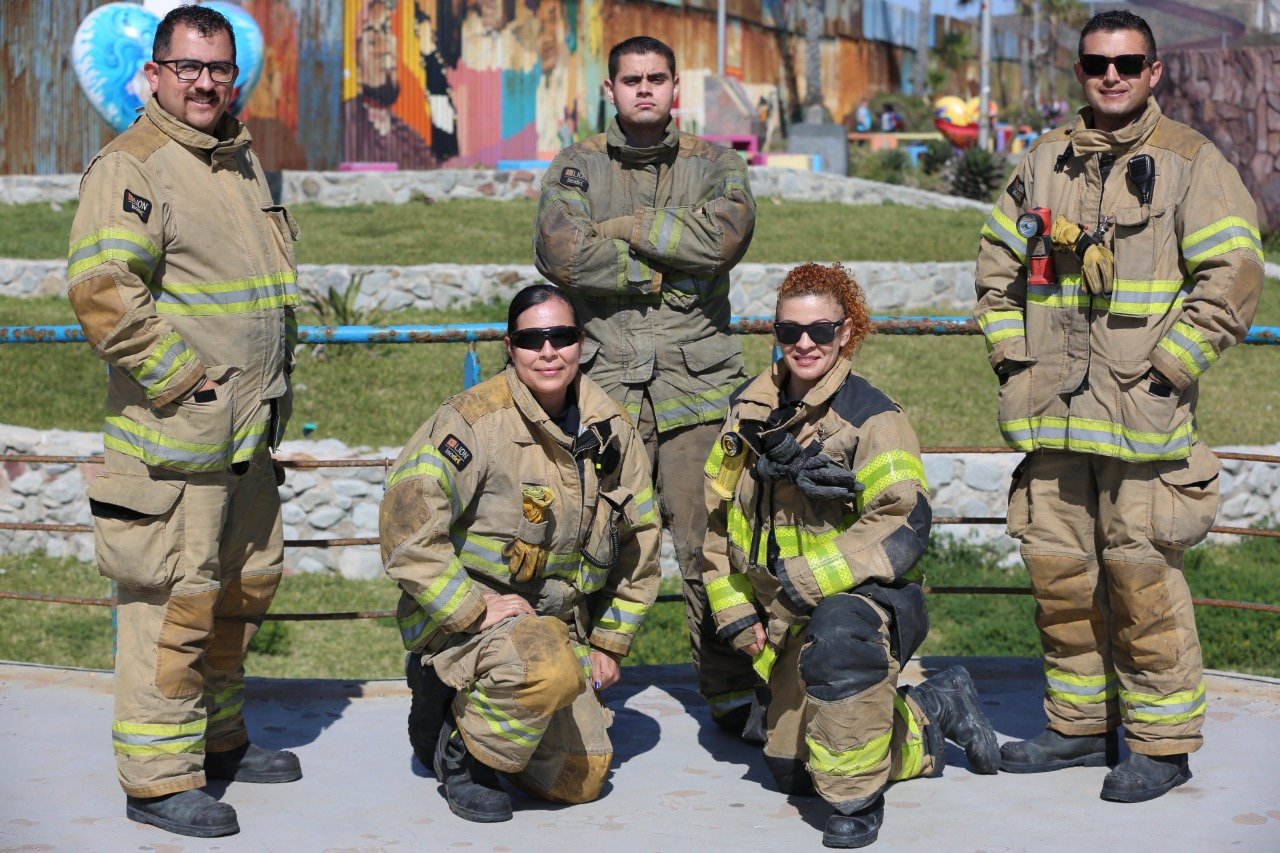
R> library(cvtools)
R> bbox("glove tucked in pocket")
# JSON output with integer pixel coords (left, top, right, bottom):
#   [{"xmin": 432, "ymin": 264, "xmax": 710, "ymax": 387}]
[{"xmin": 505, "ymin": 485, "xmax": 554, "ymax": 582}]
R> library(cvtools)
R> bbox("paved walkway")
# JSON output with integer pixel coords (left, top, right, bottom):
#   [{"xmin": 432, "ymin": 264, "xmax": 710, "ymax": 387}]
[{"xmin": 2, "ymin": 657, "xmax": 1278, "ymax": 852}]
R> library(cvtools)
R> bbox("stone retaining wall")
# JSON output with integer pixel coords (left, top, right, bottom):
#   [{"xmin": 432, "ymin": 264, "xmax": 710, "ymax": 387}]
[
  {"xmin": 0, "ymin": 167, "xmax": 988, "ymax": 212},
  {"xmin": 3, "ymin": 424, "xmax": 1274, "ymax": 579},
  {"xmin": 1, "ymin": 257, "xmax": 977, "ymax": 314}
]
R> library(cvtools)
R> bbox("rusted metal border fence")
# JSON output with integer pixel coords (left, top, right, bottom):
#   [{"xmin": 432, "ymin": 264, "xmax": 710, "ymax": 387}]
[{"xmin": 3, "ymin": 316, "xmax": 1278, "ymax": 621}]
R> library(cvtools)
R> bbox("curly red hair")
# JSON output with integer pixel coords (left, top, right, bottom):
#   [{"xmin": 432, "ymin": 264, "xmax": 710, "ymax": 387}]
[{"xmin": 775, "ymin": 263, "xmax": 872, "ymax": 359}]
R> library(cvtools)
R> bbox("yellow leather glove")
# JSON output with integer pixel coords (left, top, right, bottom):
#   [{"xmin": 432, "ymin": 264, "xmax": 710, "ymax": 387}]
[
  {"xmin": 1050, "ymin": 214, "xmax": 1115, "ymax": 296},
  {"xmin": 504, "ymin": 486, "xmax": 554, "ymax": 582}
]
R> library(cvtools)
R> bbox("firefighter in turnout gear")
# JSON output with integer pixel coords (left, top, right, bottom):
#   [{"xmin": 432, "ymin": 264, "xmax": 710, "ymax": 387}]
[
  {"xmin": 66, "ymin": 7, "xmax": 302, "ymax": 839},
  {"xmin": 533, "ymin": 36, "xmax": 761, "ymax": 740},
  {"xmin": 974, "ymin": 10, "xmax": 1263, "ymax": 802},
  {"xmin": 383, "ymin": 285, "xmax": 660, "ymax": 822},
  {"xmin": 700, "ymin": 264, "xmax": 999, "ymax": 848}
]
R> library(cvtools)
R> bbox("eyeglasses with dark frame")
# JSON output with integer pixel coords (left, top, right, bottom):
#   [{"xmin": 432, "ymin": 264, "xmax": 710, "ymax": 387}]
[
  {"xmin": 773, "ymin": 319, "xmax": 847, "ymax": 346},
  {"xmin": 1078, "ymin": 54, "xmax": 1150, "ymax": 77},
  {"xmin": 155, "ymin": 59, "xmax": 239, "ymax": 83},
  {"xmin": 509, "ymin": 326, "xmax": 583, "ymax": 351}
]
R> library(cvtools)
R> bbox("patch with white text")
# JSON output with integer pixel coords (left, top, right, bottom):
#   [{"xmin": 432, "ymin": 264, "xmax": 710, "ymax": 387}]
[
  {"xmin": 559, "ymin": 166, "xmax": 589, "ymax": 192},
  {"xmin": 439, "ymin": 434, "xmax": 473, "ymax": 471},
  {"xmin": 123, "ymin": 189, "xmax": 152, "ymax": 223},
  {"xmin": 1006, "ymin": 176, "xmax": 1026, "ymax": 207}
]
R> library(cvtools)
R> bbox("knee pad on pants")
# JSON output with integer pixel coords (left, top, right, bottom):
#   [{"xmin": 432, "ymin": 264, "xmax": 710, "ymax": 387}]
[
  {"xmin": 519, "ymin": 752, "xmax": 612, "ymax": 804},
  {"xmin": 800, "ymin": 596, "xmax": 888, "ymax": 702},
  {"xmin": 511, "ymin": 616, "xmax": 582, "ymax": 717}
]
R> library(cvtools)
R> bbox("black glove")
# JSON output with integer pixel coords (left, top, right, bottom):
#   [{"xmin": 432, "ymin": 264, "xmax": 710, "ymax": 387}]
[
  {"xmin": 754, "ymin": 431, "xmax": 804, "ymax": 482},
  {"xmin": 793, "ymin": 453, "xmax": 863, "ymax": 501}
]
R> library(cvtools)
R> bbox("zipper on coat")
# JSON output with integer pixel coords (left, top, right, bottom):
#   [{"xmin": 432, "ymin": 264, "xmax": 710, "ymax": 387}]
[{"xmin": 1080, "ymin": 152, "xmax": 1117, "ymax": 393}]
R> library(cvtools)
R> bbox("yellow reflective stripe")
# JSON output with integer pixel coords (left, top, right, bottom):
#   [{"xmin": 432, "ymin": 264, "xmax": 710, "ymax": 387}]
[
  {"xmin": 548, "ymin": 188, "xmax": 588, "ymax": 215},
  {"xmin": 574, "ymin": 643, "xmax": 593, "ymax": 682},
  {"xmin": 387, "ymin": 444, "xmax": 460, "ymax": 517},
  {"xmin": 752, "ymin": 644, "xmax": 778, "ymax": 682},
  {"xmin": 630, "ymin": 485, "xmax": 657, "ymax": 526},
  {"xmin": 889, "ymin": 693, "xmax": 924, "ymax": 781},
  {"xmin": 706, "ymin": 573, "xmax": 756, "ymax": 615},
  {"xmin": 708, "ymin": 688, "xmax": 754, "ymax": 717},
  {"xmin": 648, "ymin": 207, "xmax": 685, "ymax": 259},
  {"xmin": 67, "ymin": 226, "xmax": 161, "ymax": 281},
  {"xmin": 112, "ymin": 718, "xmax": 206, "ymax": 756},
  {"xmin": 808, "ymin": 539, "xmax": 855, "ymax": 598},
  {"xmin": 405, "ymin": 559, "xmax": 475, "ymax": 642},
  {"xmin": 130, "ymin": 330, "xmax": 196, "ymax": 397},
  {"xmin": 1120, "ymin": 682, "xmax": 1206, "ymax": 725},
  {"xmin": 807, "ymin": 729, "xmax": 892, "ymax": 777},
  {"xmin": 1044, "ymin": 665, "xmax": 1117, "ymax": 704},
  {"xmin": 976, "ymin": 310, "xmax": 1025, "ymax": 350},
  {"xmin": 155, "ymin": 272, "xmax": 300, "ymax": 316},
  {"xmin": 468, "ymin": 682, "xmax": 543, "ymax": 747},
  {"xmin": 999, "ymin": 415, "xmax": 1196, "ymax": 462},
  {"xmin": 652, "ymin": 383, "xmax": 737, "ymax": 432},
  {"xmin": 726, "ymin": 503, "xmax": 858, "ymax": 564},
  {"xmin": 596, "ymin": 597, "xmax": 649, "ymax": 636},
  {"xmin": 1157, "ymin": 321, "xmax": 1218, "ymax": 379},
  {"xmin": 855, "ymin": 450, "xmax": 927, "ymax": 509},
  {"xmin": 982, "ymin": 207, "xmax": 1027, "ymax": 263},
  {"xmin": 103, "ymin": 414, "xmax": 262, "ymax": 472},
  {"xmin": 1181, "ymin": 216, "xmax": 1263, "ymax": 271}
]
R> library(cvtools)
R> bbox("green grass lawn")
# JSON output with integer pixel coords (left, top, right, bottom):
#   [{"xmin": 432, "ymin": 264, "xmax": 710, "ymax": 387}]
[
  {"xmin": 0, "ymin": 199, "xmax": 987, "ymax": 265},
  {"xmin": 3, "ymin": 536, "xmax": 1275, "ymax": 678}
]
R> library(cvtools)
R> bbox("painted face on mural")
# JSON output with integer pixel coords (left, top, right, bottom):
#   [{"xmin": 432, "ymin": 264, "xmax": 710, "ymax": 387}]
[
  {"xmin": 605, "ymin": 51, "xmax": 678, "ymax": 146},
  {"xmin": 144, "ymin": 24, "xmax": 236, "ymax": 134},
  {"xmin": 358, "ymin": 0, "xmax": 399, "ymax": 106}
]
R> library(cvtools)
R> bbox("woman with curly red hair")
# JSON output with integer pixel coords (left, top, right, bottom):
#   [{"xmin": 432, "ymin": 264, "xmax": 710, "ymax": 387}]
[{"xmin": 698, "ymin": 263, "xmax": 998, "ymax": 848}]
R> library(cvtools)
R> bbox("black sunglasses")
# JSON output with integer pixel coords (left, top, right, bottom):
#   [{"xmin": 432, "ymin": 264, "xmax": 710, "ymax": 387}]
[
  {"xmin": 509, "ymin": 325, "xmax": 582, "ymax": 351},
  {"xmin": 774, "ymin": 319, "xmax": 846, "ymax": 346},
  {"xmin": 1079, "ymin": 54, "xmax": 1149, "ymax": 77}
]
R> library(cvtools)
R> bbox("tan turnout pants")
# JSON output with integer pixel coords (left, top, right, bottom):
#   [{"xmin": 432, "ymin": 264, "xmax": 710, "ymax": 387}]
[
  {"xmin": 765, "ymin": 594, "xmax": 936, "ymax": 810},
  {"xmin": 637, "ymin": 394, "xmax": 759, "ymax": 722},
  {"xmin": 1008, "ymin": 447, "xmax": 1218, "ymax": 755},
  {"xmin": 94, "ymin": 450, "xmax": 283, "ymax": 797},
  {"xmin": 429, "ymin": 614, "xmax": 614, "ymax": 804}
]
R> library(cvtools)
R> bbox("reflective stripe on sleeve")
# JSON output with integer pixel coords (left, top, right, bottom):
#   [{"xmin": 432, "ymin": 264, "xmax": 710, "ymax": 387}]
[
  {"xmin": 1156, "ymin": 321, "xmax": 1218, "ymax": 380},
  {"xmin": 595, "ymin": 597, "xmax": 648, "ymax": 636},
  {"xmin": 399, "ymin": 558, "xmax": 475, "ymax": 644},
  {"xmin": 131, "ymin": 330, "xmax": 197, "ymax": 399},
  {"xmin": 981, "ymin": 207, "xmax": 1027, "ymax": 263},
  {"xmin": 976, "ymin": 310, "xmax": 1025, "ymax": 352},
  {"xmin": 387, "ymin": 445, "xmax": 461, "ymax": 518},
  {"xmin": 1181, "ymin": 216, "xmax": 1263, "ymax": 272},
  {"xmin": 855, "ymin": 450, "xmax": 927, "ymax": 510},
  {"xmin": 630, "ymin": 485, "xmax": 658, "ymax": 527},
  {"xmin": 706, "ymin": 573, "xmax": 756, "ymax": 615},
  {"xmin": 68, "ymin": 227, "xmax": 161, "ymax": 283},
  {"xmin": 648, "ymin": 207, "xmax": 686, "ymax": 259}
]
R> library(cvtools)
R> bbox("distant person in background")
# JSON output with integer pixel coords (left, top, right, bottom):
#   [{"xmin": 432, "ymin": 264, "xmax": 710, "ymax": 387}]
[
  {"xmin": 854, "ymin": 99, "xmax": 873, "ymax": 132},
  {"xmin": 879, "ymin": 103, "xmax": 904, "ymax": 132}
]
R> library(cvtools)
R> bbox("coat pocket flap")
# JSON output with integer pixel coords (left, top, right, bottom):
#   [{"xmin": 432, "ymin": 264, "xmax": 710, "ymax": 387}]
[
  {"xmin": 680, "ymin": 336, "xmax": 736, "ymax": 373},
  {"xmin": 87, "ymin": 473, "xmax": 184, "ymax": 517}
]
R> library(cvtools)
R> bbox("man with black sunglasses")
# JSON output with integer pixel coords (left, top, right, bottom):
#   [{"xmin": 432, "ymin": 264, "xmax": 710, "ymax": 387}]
[
  {"xmin": 535, "ymin": 36, "xmax": 760, "ymax": 743},
  {"xmin": 67, "ymin": 4, "xmax": 303, "ymax": 838},
  {"xmin": 975, "ymin": 10, "xmax": 1262, "ymax": 803}
]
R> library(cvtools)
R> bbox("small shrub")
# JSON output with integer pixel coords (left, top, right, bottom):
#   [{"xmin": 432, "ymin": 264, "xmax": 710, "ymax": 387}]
[
  {"xmin": 950, "ymin": 147, "xmax": 1006, "ymax": 201},
  {"xmin": 248, "ymin": 620, "xmax": 292, "ymax": 656},
  {"xmin": 920, "ymin": 139, "xmax": 954, "ymax": 175},
  {"xmin": 300, "ymin": 272, "xmax": 386, "ymax": 359}
]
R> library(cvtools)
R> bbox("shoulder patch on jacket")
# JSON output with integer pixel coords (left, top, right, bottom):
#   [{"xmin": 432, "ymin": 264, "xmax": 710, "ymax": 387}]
[
  {"xmin": 101, "ymin": 117, "xmax": 169, "ymax": 163},
  {"xmin": 830, "ymin": 373, "xmax": 900, "ymax": 428},
  {"xmin": 1005, "ymin": 176, "xmax": 1026, "ymax": 207},
  {"xmin": 122, "ymin": 189, "xmax": 152, "ymax": 223},
  {"xmin": 1146, "ymin": 117, "xmax": 1209, "ymax": 162},
  {"xmin": 438, "ymin": 434, "xmax": 473, "ymax": 471},
  {"xmin": 448, "ymin": 375, "xmax": 514, "ymax": 425},
  {"xmin": 559, "ymin": 166, "xmax": 589, "ymax": 192}
]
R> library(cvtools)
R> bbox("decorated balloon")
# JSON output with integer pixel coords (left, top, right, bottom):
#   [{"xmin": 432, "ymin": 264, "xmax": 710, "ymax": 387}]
[
  {"xmin": 72, "ymin": 1, "xmax": 264, "ymax": 133},
  {"xmin": 72, "ymin": 3, "xmax": 159, "ymax": 132}
]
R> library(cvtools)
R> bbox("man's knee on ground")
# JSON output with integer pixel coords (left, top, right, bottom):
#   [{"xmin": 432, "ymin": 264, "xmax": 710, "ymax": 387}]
[
  {"xmin": 510, "ymin": 617, "xmax": 583, "ymax": 717},
  {"xmin": 800, "ymin": 596, "xmax": 888, "ymax": 702}
]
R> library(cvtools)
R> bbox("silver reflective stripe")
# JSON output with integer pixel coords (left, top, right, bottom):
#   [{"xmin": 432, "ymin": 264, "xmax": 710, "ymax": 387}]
[
  {"xmin": 1182, "ymin": 224, "xmax": 1262, "ymax": 260},
  {"xmin": 1164, "ymin": 325, "xmax": 1213, "ymax": 373}
]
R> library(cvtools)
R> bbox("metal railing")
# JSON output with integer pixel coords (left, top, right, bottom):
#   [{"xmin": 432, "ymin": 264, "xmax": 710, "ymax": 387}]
[{"xmin": 2, "ymin": 317, "xmax": 1278, "ymax": 623}]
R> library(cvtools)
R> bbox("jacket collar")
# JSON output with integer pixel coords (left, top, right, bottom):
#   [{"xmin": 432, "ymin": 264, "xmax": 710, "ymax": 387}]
[
  {"xmin": 1067, "ymin": 96, "xmax": 1161, "ymax": 156},
  {"xmin": 606, "ymin": 117, "xmax": 679, "ymax": 167},
  {"xmin": 144, "ymin": 97, "xmax": 252, "ymax": 165},
  {"xmin": 503, "ymin": 366, "xmax": 620, "ymax": 439}
]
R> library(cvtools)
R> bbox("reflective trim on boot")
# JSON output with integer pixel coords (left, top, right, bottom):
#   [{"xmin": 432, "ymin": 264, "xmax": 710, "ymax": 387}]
[
  {"xmin": 823, "ymin": 794, "xmax": 885, "ymax": 849},
  {"xmin": 999, "ymin": 728, "xmax": 1119, "ymax": 773},
  {"xmin": 204, "ymin": 742, "xmax": 301, "ymax": 783},
  {"xmin": 125, "ymin": 789, "xmax": 239, "ymax": 838},
  {"xmin": 1100, "ymin": 752, "xmax": 1192, "ymax": 803},
  {"xmin": 909, "ymin": 667, "xmax": 999, "ymax": 774},
  {"xmin": 433, "ymin": 722, "xmax": 513, "ymax": 823}
]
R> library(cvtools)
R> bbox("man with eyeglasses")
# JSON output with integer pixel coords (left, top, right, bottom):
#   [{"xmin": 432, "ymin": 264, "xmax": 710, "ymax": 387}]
[
  {"xmin": 534, "ymin": 36, "xmax": 761, "ymax": 743},
  {"xmin": 67, "ymin": 5, "xmax": 302, "ymax": 837},
  {"xmin": 975, "ymin": 10, "xmax": 1262, "ymax": 802}
]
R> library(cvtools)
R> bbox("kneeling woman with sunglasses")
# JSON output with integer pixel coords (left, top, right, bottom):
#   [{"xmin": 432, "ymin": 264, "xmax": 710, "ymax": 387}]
[
  {"xmin": 699, "ymin": 264, "xmax": 999, "ymax": 848},
  {"xmin": 381, "ymin": 283, "xmax": 660, "ymax": 822}
]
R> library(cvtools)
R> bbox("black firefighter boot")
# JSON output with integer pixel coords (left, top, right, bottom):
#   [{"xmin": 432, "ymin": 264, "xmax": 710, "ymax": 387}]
[
  {"xmin": 910, "ymin": 666, "xmax": 1000, "ymax": 774},
  {"xmin": 406, "ymin": 651, "xmax": 456, "ymax": 770},
  {"xmin": 433, "ymin": 721, "xmax": 513, "ymax": 823},
  {"xmin": 125, "ymin": 789, "xmax": 239, "ymax": 838},
  {"xmin": 205, "ymin": 742, "xmax": 302, "ymax": 783},
  {"xmin": 1000, "ymin": 728, "xmax": 1119, "ymax": 774},
  {"xmin": 1100, "ymin": 752, "xmax": 1192, "ymax": 803},
  {"xmin": 822, "ymin": 794, "xmax": 885, "ymax": 849}
]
